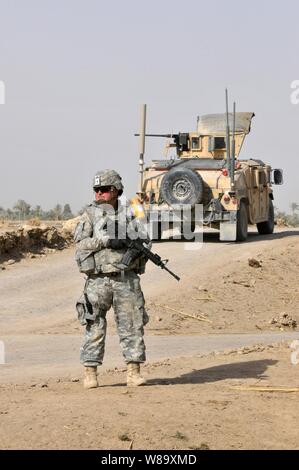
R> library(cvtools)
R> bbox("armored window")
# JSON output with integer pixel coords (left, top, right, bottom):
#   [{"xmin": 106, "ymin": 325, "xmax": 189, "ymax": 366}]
[
  {"xmin": 258, "ymin": 171, "xmax": 266, "ymax": 185},
  {"xmin": 191, "ymin": 137, "xmax": 201, "ymax": 150},
  {"xmin": 214, "ymin": 137, "xmax": 226, "ymax": 149},
  {"xmin": 208, "ymin": 137, "xmax": 226, "ymax": 151},
  {"xmin": 178, "ymin": 133, "xmax": 189, "ymax": 152}
]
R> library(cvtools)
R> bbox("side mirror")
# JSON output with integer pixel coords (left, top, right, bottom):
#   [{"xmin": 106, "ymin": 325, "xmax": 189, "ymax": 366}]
[{"xmin": 273, "ymin": 169, "xmax": 283, "ymax": 185}]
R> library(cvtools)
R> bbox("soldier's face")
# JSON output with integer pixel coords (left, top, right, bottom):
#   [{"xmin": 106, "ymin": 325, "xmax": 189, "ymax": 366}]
[{"xmin": 94, "ymin": 186, "xmax": 119, "ymax": 205}]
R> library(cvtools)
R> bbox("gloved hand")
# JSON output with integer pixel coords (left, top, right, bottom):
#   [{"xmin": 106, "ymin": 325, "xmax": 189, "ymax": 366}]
[
  {"xmin": 107, "ymin": 238, "xmax": 128, "ymax": 250},
  {"xmin": 121, "ymin": 246, "xmax": 141, "ymax": 266}
]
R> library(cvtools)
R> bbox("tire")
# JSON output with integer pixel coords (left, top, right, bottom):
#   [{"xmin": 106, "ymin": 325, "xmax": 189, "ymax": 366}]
[
  {"xmin": 236, "ymin": 200, "xmax": 248, "ymax": 241},
  {"xmin": 257, "ymin": 199, "xmax": 274, "ymax": 235},
  {"xmin": 160, "ymin": 168, "xmax": 204, "ymax": 206}
]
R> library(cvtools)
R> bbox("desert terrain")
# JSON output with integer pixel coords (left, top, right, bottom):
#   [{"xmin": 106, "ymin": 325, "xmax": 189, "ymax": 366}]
[{"xmin": 0, "ymin": 227, "xmax": 299, "ymax": 449}]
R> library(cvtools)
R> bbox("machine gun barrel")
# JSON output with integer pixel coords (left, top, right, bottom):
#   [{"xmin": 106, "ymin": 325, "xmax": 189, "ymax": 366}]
[{"xmin": 134, "ymin": 133, "xmax": 178, "ymax": 138}]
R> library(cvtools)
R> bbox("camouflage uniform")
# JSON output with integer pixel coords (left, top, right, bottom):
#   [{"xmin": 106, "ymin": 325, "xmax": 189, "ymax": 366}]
[{"xmin": 75, "ymin": 178, "xmax": 149, "ymax": 368}]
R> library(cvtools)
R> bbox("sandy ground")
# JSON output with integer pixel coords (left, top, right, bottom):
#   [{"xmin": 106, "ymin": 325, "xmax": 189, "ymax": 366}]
[
  {"xmin": 0, "ymin": 227, "xmax": 299, "ymax": 449},
  {"xmin": 1, "ymin": 228, "xmax": 299, "ymax": 337},
  {"xmin": 0, "ymin": 343, "xmax": 298, "ymax": 450}
]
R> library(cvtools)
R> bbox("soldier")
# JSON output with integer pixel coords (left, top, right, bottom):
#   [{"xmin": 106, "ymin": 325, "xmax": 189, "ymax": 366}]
[{"xmin": 74, "ymin": 169, "xmax": 149, "ymax": 389}]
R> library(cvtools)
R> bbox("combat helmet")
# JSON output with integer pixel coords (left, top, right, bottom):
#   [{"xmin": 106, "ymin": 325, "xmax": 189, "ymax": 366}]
[{"xmin": 93, "ymin": 169, "xmax": 124, "ymax": 195}]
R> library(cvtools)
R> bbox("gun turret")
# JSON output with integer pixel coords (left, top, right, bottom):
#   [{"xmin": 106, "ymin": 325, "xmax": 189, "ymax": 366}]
[{"xmin": 134, "ymin": 133, "xmax": 190, "ymax": 152}]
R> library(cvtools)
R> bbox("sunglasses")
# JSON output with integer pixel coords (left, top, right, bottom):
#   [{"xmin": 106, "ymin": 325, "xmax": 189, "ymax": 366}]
[{"xmin": 94, "ymin": 186, "xmax": 112, "ymax": 193}]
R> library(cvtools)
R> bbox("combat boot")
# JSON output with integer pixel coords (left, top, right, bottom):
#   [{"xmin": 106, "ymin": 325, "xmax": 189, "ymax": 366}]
[
  {"xmin": 83, "ymin": 366, "xmax": 98, "ymax": 389},
  {"xmin": 127, "ymin": 362, "xmax": 146, "ymax": 386}
]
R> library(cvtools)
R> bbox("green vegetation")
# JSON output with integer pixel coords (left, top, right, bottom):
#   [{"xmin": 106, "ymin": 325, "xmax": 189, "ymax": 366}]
[
  {"xmin": 275, "ymin": 203, "xmax": 299, "ymax": 227},
  {"xmin": 0, "ymin": 200, "xmax": 298, "ymax": 226},
  {"xmin": 0, "ymin": 200, "xmax": 74, "ymax": 221}
]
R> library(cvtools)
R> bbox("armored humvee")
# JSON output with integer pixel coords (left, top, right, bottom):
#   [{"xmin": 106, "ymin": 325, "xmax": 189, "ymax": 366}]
[{"xmin": 135, "ymin": 102, "xmax": 283, "ymax": 241}]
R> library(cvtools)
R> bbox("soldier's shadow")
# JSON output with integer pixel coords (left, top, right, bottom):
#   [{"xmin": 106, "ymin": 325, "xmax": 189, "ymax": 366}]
[
  {"xmin": 105, "ymin": 359, "xmax": 277, "ymax": 387},
  {"xmin": 145, "ymin": 359, "xmax": 277, "ymax": 386}
]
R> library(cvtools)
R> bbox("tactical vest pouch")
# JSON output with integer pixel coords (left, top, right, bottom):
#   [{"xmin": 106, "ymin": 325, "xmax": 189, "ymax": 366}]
[{"xmin": 75, "ymin": 249, "xmax": 95, "ymax": 274}]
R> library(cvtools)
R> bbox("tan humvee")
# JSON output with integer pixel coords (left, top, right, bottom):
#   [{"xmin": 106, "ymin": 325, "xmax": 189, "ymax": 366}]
[{"xmin": 135, "ymin": 109, "xmax": 283, "ymax": 241}]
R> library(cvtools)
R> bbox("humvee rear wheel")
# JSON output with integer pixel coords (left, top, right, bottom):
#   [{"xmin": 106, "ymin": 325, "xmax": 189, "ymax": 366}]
[
  {"xmin": 160, "ymin": 168, "xmax": 204, "ymax": 206},
  {"xmin": 257, "ymin": 199, "xmax": 274, "ymax": 235},
  {"xmin": 236, "ymin": 201, "xmax": 248, "ymax": 241}
]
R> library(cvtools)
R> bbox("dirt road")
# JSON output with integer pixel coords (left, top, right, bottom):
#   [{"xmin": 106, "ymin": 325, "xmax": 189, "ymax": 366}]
[
  {"xmin": 1, "ymin": 228, "xmax": 298, "ymax": 337},
  {"xmin": 1, "ymin": 344, "xmax": 298, "ymax": 450},
  {"xmin": 1, "ymin": 331, "xmax": 298, "ymax": 385},
  {"xmin": 0, "ymin": 228, "xmax": 299, "ymax": 449}
]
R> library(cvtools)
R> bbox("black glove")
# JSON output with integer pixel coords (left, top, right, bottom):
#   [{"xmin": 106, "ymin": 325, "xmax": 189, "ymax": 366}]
[
  {"xmin": 121, "ymin": 246, "xmax": 141, "ymax": 266},
  {"xmin": 107, "ymin": 238, "xmax": 128, "ymax": 250}
]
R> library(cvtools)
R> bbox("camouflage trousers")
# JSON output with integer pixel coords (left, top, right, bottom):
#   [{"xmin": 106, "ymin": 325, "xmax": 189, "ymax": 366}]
[{"xmin": 77, "ymin": 271, "xmax": 148, "ymax": 367}]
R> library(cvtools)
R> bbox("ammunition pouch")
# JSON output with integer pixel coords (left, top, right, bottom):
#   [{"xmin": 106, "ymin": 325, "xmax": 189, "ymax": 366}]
[{"xmin": 75, "ymin": 250, "xmax": 95, "ymax": 274}]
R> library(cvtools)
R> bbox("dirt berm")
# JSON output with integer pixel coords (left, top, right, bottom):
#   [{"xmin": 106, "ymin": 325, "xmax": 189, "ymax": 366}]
[{"xmin": 0, "ymin": 218, "xmax": 79, "ymax": 262}]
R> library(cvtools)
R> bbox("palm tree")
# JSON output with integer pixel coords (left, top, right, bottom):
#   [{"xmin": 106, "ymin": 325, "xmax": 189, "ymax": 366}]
[
  {"xmin": 13, "ymin": 200, "xmax": 31, "ymax": 220},
  {"xmin": 62, "ymin": 204, "xmax": 73, "ymax": 220},
  {"xmin": 53, "ymin": 204, "xmax": 62, "ymax": 220},
  {"xmin": 290, "ymin": 202, "xmax": 299, "ymax": 215},
  {"xmin": 32, "ymin": 205, "xmax": 42, "ymax": 218}
]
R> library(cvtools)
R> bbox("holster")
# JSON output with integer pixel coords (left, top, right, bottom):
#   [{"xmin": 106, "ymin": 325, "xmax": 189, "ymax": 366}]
[{"xmin": 75, "ymin": 284, "xmax": 97, "ymax": 325}]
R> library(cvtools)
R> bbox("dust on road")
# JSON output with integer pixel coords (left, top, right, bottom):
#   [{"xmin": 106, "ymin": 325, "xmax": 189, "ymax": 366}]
[{"xmin": 0, "ymin": 228, "xmax": 299, "ymax": 449}]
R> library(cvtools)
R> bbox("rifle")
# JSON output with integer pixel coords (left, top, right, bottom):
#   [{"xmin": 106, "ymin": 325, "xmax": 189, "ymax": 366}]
[
  {"xmin": 118, "ymin": 237, "xmax": 180, "ymax": 282},
  {"xmin": 103, "ymin": 217, "xmax": 180, "ymax": 281}
]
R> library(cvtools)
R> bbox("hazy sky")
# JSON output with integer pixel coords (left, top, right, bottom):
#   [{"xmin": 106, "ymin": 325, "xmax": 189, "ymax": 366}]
[{"xmin": 0, "ymin": 0, "xmax": 298, "ymax": 212}]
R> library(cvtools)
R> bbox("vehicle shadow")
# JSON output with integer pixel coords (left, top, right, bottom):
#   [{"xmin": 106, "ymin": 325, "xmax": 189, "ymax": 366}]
[
  {"xmin": 154, "ymin": 230, "xmax": 220, "ymax": 244},
  {"xmin": 245, "ymin": 230, "xmax": 299, "ymax": 243},
  {"xmin": 145, "ymin": 359, "xmax": 277, "ymax": 386},
  {"xmin": 153, "ymin": 229, "xmax": 299, "ymax": 245}
]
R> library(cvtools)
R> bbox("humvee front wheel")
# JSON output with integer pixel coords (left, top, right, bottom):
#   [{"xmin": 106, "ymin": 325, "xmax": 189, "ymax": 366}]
[
  {"xmin": 236, "ymin": 201, "xmax": 248, "ymax": 241},
  {"xmin": 257, "ymin": 199, "xmax": 274, "ymax": 235}
]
